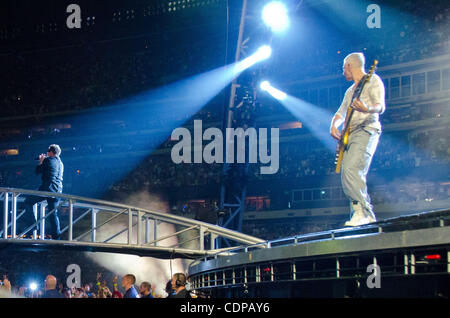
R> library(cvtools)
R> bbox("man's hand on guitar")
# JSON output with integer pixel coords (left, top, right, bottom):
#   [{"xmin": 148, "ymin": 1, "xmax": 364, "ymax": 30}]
[
  {"xmin": 351, "ymin": 98, "xmax": 370, "ymax": 113},
  {"xmin": 330, "ymin": 126, "xmax": 341, "ymax": 141}
]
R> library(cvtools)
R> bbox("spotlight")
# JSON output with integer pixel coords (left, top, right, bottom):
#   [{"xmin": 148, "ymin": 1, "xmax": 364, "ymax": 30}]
[
  {"xmin": 29, "ymin": 282, "xmax": 37, "ymax": 291},
  {"xmin": 262, "ymin": 1, "xmax": 289, "ymax": 33},
  {"xmin": 260, "ymin": 81, "xmax": 287, "ymax": 101},
  {"xmin": 260, "ymin": 81, "xmax": 270, "ymax": 91},
  {"xmin": 234, "ymin": 45, "xmax": 272, "ymax": 74},
  {"xmin": 268, "ymin": 87, "xmax": 287, "ymax": 101},
  {"xmin": 254, "ymin": 45, "xmax": 272, "ymax": 62}
]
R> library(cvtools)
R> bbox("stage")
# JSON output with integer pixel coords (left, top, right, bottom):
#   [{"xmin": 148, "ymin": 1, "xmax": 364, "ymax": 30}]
[{"xmin": 188, "ymin": 209, "xmax": 450, "ymax": 297}]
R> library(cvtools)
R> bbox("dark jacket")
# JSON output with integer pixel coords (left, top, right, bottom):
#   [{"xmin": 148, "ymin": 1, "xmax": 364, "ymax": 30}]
[
  {"xmin": 42, "ymin": 289, "xmax": 64, "ymax": 298},
  {"xmin": 171, "ymin": 289, "xmax": 191, "ymax": 298},
  {"xmin": 36, "ymin": 156, "xmax": 64, "ymax": 193}
]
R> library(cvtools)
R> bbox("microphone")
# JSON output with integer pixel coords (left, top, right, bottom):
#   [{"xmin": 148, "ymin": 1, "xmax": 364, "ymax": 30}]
[{"xmin": 34, "ymin": 154, "xmax": 47, "ymax": 160}]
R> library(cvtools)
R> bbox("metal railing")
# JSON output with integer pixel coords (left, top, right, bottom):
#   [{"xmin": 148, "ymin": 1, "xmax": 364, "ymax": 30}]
[
  {"xmin": 191, "ymin": 209, "xmax": 450, "ymax": 263},
  {"xmin": 0, "ymin": 187, "xmax": 265, "ymax": 257}
]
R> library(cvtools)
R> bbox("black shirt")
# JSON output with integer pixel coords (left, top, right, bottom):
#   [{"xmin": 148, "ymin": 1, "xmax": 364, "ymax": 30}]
[
  {"xmin": 172, "ymin": 289, "xmax": 191, "ymax": 298},
  {"xmin": 42, "ymin": 289, "xmax": 64, "ymax": 298}
]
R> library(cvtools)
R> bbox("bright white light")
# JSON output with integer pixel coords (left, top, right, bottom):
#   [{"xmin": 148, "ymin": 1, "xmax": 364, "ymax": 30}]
[
  {"xmin": 254, "ymin": 45, "xmax": 272, "ymax": 61},
  {"xmin": 267, "ymin": 86, "xmax": 287, "ymax": 101},
  {"xmin": 262, "ymin": 1, "xmax": 289, "ymax": 33},
  {"xmin": 260, "ymin": 81, "xmax": 287, "ymax": 101},
  {"xmin": 260, "ymin": 81, "xmax": 270, "ymax": 91},
  {"xmin": 29, "ymin": 282, "xmax": 37, "ymax": 291},
  {"xmin": 233, "ymin": 45, "xmax": 272, "ymax": 74}
]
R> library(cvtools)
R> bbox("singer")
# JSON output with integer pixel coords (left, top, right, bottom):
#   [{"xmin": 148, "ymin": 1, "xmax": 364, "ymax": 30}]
[{"xmin": 21, "ymin": 144, "xmax": 64, "ymax": 239}]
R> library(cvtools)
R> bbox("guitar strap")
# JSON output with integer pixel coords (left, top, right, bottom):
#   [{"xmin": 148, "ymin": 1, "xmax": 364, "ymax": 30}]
[
  {"xmin": 346, "ymin": 74, "xmax": 369, "ymax": 135},
  {"xmin": 335, "ymin": 61, "xmax": 378, "ymax": 173},
  {"xmin": 350, "ymin": 75, "xmax": 368, "ymax": 107}
]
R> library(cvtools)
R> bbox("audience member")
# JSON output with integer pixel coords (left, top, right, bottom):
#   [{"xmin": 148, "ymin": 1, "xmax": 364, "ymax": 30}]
[
  {"xmin": 139, "ymin": 281, "xmax": 153, "ymax": 298},
  {"xmin": 169, "ymin": 273, "xmax": 191, "ymax": 298},
  {"xmin": 121, "ymin": 274, "xmax": 139, "ymax": 298},
  {"xmin": 42, "ymin": 275, "xmax": 64, "ymax": 298}
]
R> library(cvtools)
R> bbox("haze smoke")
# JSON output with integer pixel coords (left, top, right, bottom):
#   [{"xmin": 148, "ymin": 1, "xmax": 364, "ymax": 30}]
[{"xmin": 85, "ymin": 190, "xmax": 189, "ymax": 297}]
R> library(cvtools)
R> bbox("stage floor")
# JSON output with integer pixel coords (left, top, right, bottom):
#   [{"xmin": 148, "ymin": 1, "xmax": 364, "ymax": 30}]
[{"xmin": 188, "ymin": 209, "xmax": 450, "ymax": 297}]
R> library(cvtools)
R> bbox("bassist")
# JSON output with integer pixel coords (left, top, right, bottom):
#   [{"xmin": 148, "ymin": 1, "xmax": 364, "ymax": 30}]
[{"xmin": 330, "ymin": 53, "xmax": 385, "ymax": 227}]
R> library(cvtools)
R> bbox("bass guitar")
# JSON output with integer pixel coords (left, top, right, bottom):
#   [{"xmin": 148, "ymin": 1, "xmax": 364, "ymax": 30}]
[{"xmin": 335, "ymin": 60, "xmax": 378, "ymax": 173}]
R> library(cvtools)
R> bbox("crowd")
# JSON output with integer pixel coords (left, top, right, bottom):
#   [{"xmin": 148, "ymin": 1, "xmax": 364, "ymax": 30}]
[
  {"xmin": 242, "ymin": 177, "xmax": 450, "ymax": 240},
  {"xmin": 381, "ymin": 102, "xmax": 449, "ymax": 125},
  {"xmin": 242, "ymin": 180, "xmax": 450, "ymax": 241},
  {"xmin": 0, "ymin": 0, "xmax": 446, "ymax": 120},
  {"xmin": 280, "ymin": 0, "xmax": 450, "ymax": 80},
  {"xmin": 114, "ymin": 121, "xmax": 448, "ymax": 198},
  {"xmin": 1, "ymin": 95, "xmax": 447, "ymax": 198},
  {"xmin": 0, "ymin": 126, "xmax": 448, "ymax": 201},
  {"xmin": 109, "ymin": 158, "xmax": 222, "ymax": 192},
  {"xmin": 370, "ymin": 180, "xmax": 449, "ymax": 206},
  {"xmin": 0, "ymin": 272, "xmax": 193, "ymax": 299},
  {"xmin": 247, "ymin": 127, "xmax": 450, "ymax": 182},
  {"xmin": 1, "ymin": 20, "xmax": 225, "ymax": 120}
]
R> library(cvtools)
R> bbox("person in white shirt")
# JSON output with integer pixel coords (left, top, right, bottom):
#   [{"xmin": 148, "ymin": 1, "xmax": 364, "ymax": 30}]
[{"xmin": 330, "ymin": 52, "xmax": 385, "ymax": 226}]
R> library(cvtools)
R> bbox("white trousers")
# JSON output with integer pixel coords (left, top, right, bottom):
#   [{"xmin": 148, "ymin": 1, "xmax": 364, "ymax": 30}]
[{"xmin": 341, "ymin": 127, "xmax": 380, "ymax": 215}]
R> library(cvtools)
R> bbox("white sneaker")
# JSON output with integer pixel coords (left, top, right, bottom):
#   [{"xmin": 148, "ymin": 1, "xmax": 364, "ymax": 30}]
[
  {"xmin": 350, "ymin": 217, "xmax": 371, "ymax": 226},
  {"xmin": 365, "ymin": 210, "xmax": 377, "ymax": 223},
  {"xmin": 345, "ymin": 212, "xmax": 377, "ymax": 227},
  {"xmin": 345, "ymin": 217, "xmax": 366, "ymax": 227},
  {"xmin": 344, "ymin": 202, "xmax": 365, "ymax": 227}
]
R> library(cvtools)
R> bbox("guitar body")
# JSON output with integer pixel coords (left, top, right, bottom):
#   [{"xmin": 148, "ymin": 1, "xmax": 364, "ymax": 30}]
[
  {"xmin": 335, "ymin": 60, "xmax": 378, "ymax": 174},
  {"xmin": 335, "ymin": 127, "xmax": 349, "ymax": 173}
]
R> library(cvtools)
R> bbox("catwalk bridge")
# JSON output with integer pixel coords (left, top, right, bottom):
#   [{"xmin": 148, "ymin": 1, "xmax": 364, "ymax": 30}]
[{"xmin": 0, "ymin": 187, "xmax": 265, "ymax": 259}]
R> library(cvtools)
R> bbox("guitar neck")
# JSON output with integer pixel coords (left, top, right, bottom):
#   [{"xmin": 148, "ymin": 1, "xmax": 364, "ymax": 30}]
[
  {"xmin": 340, "ymin": 78, "xmax": 365, "ymax": 137},
  {"xmin": 335, "ymin": 60, "xmax": 378, "ymax": 173}
]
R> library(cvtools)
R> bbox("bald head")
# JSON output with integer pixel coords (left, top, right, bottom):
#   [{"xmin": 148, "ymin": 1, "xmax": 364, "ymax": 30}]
[
  {"xmin": 45, "ymin": 275, "xmax": 57, "ymax": 290},
  {"xmin": 342, "ymin": 52, "xmax": 367, "ymax": 82},
  {"xmin": 344, "ymin": 52, "xmax": 365, "ymax": 71},
  {"xmin": 121, "ymin": 274, "xmax": 136, "ymax": 290}
]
